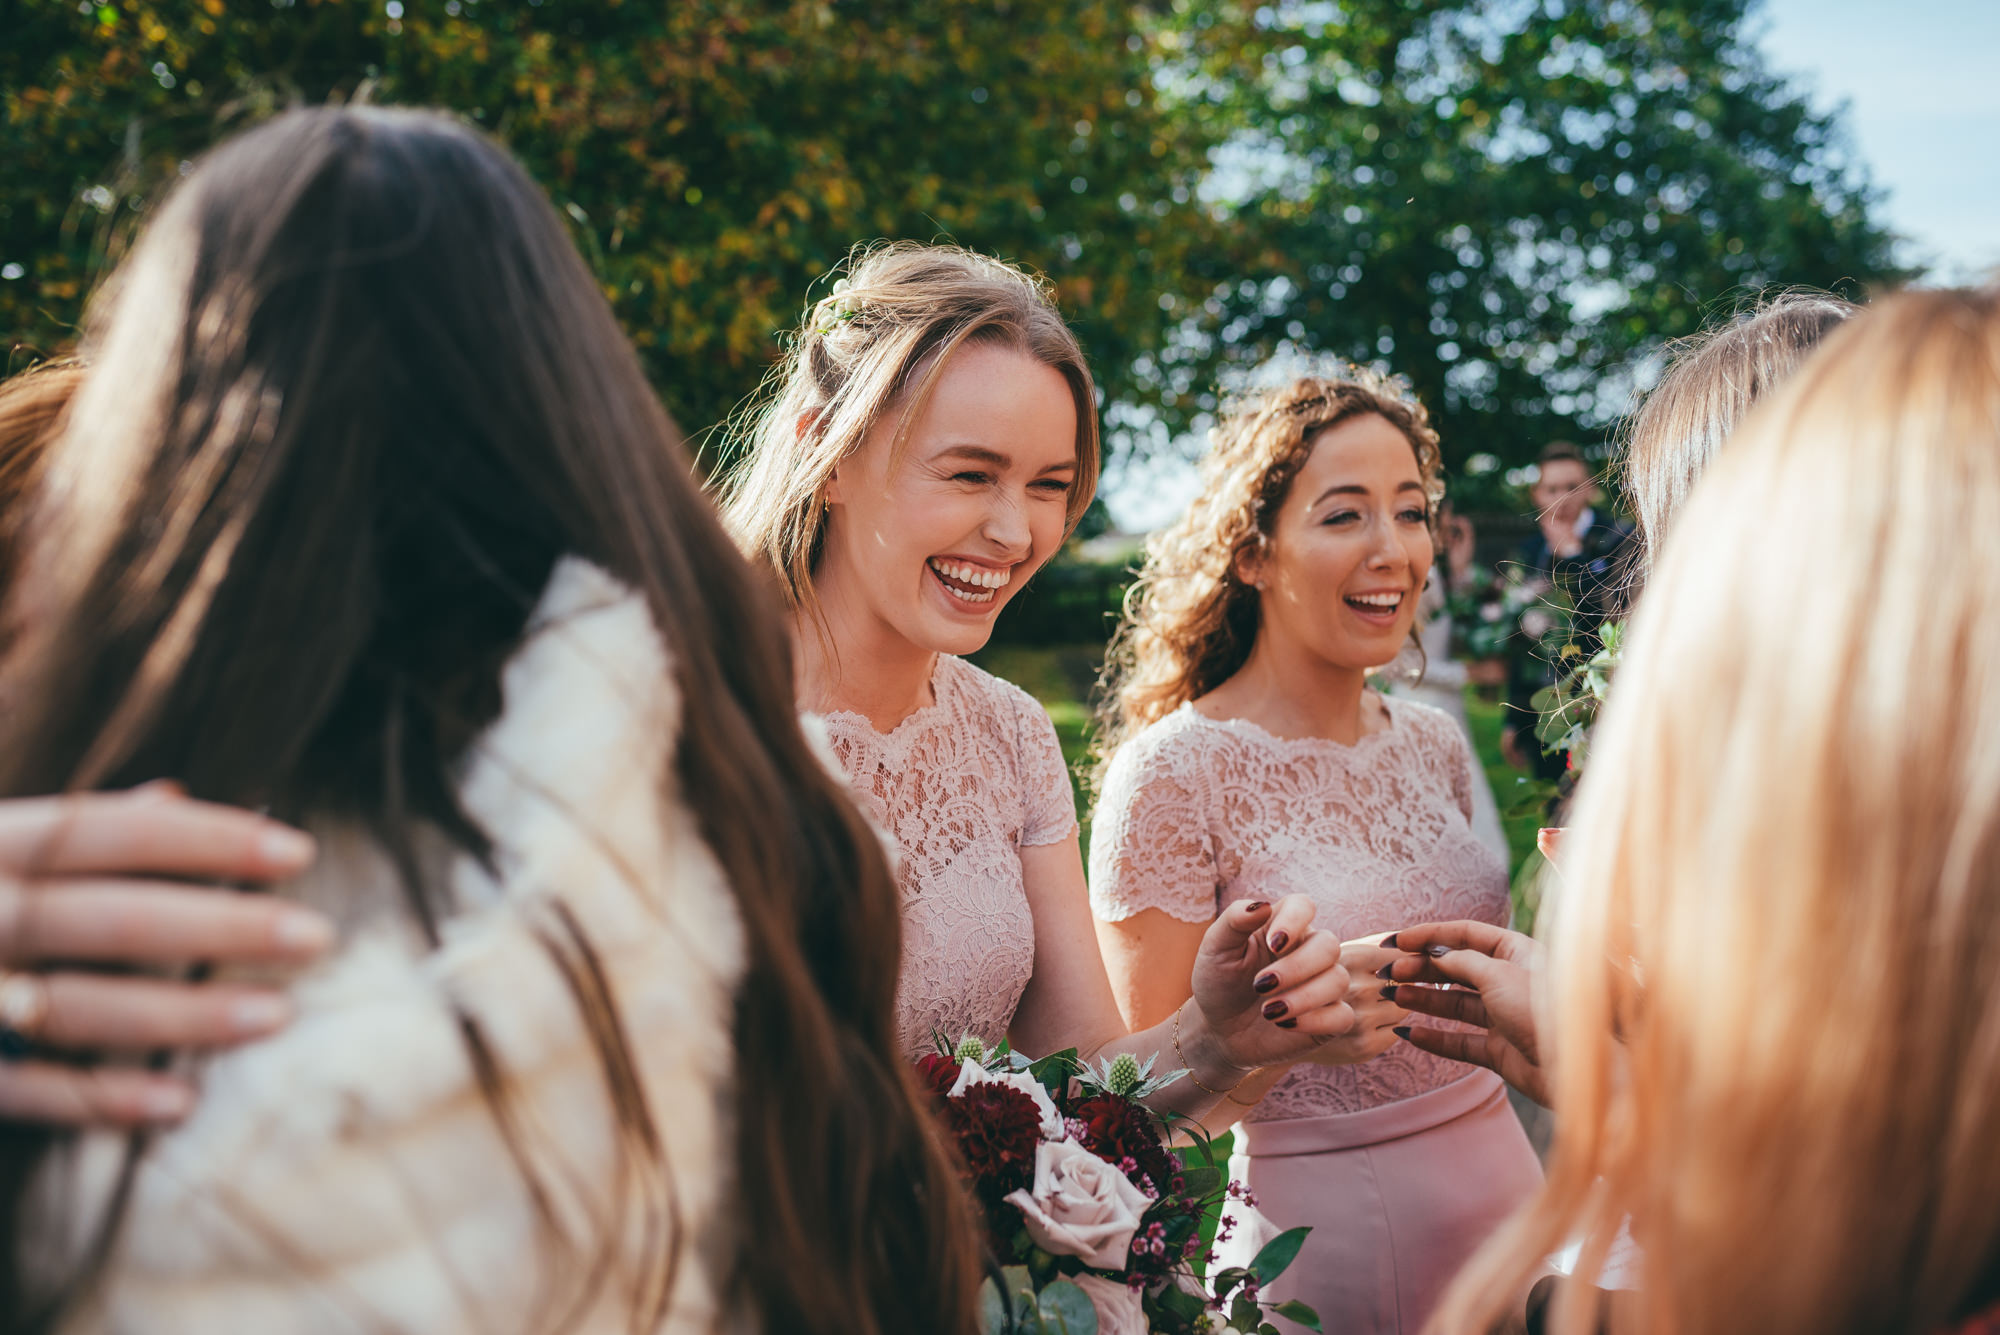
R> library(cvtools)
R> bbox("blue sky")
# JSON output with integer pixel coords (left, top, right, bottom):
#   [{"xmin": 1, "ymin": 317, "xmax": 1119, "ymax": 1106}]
[{"xmin": 1756, "ymin": 0, "xmax": 1999, "ymax": 282}]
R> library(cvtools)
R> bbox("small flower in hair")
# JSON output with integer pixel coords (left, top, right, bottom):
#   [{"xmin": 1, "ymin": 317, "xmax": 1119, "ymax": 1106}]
[{"xmin": 813, "ymin": 277, "xmax": 862, "ymax": 335}]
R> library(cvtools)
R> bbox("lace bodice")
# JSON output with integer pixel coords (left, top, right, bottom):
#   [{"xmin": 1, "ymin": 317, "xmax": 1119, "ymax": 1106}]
[
  {"xmin": 1089, "ymin": 696, "xmax": 1509, "ymax": 1120},
  {"xmin": 820, "ymin": 655, "xmax": 1078, "ymax": 1057}
]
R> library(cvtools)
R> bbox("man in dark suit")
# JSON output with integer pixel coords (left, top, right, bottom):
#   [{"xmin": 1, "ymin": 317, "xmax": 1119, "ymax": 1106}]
[{"xmin": 1500, "ymin": 442, "xmax": 1632, "ymax": 780}]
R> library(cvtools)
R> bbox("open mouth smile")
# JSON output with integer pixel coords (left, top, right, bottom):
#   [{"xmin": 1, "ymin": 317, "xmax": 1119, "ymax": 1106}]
[
  {"xmin": 1344, "ymin": 590, "xmax": 1406, "ymax": 624},
  {"xmin": 928, "ymin": 557, "xmax": 1012, "ymax": 606}
]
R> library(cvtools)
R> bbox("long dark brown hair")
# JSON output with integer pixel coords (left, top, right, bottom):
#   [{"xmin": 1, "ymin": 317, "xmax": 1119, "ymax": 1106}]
[{"xmin": 0, "ymin": 106, "xmax": 978, "ymax": 1334}]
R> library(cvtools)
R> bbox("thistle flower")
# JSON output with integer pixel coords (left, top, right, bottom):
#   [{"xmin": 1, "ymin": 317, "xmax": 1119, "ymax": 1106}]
[
  {"xmin": 1077, "ymin": 1050, "xmax": 1186, "ymax": 1101},
  {"xmin": 955, "ymin": 1035, "xmax": 989, "ymax": 1065}
]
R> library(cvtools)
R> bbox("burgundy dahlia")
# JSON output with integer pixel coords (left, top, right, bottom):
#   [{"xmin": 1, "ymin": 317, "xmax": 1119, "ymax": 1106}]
[
  {"xmin": 915, "ymin": 1053, "xmax": 963, "ymax": 1100},
  {"xmin": 1071, "ymin": 1093, "xmax": 1175, "ymax": 1196},
  {"xmin": 940, "ymin": 1081, "xmax": 1044, "ymax": 1196}
]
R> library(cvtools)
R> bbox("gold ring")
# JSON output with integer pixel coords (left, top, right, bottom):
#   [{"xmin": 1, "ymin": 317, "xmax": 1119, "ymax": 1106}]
[{"xmin": 0, "ymin": 968, "xmax": 51, "ymax": 1041}]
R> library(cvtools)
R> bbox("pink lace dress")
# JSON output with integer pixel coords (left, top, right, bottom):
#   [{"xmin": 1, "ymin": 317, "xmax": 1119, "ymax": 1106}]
[
  {"xmin": 1090, "ymin": 695, "xmax": 1540, "ymax": 1335},
  {"xmin": 820, "ymin": 654, "xmax": 1078, "ymax": 1058}
]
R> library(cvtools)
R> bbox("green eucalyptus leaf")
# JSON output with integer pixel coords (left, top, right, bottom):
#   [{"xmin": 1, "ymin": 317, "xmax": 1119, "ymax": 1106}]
[
  {"xmin": 978, "ymin": 1278, "xmax": 1008, "ymax": 1335},
  {"xmin": 1150, "ymin": 1280, "xmax": 1208, "ymax": 1321},
  {"xmin": 1035, "ymin": 1279, "xmax": 1099, "ymax": 1335},
  {"xmin": 1178, "ymin": 1164, "xmax": 1223, "ymax": 1198},
  {"xmin": 1274, "ymin": 1298, "xmax": 1325, "ymax": 1331},
  {"xmin": 1251, "ymin": 1225, "xmax": 1312, "ymax": 1285}
]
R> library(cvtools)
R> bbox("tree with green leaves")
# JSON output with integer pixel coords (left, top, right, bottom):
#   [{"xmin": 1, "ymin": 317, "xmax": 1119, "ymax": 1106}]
[
  {"xmin": 1136, "ymin": 0, "xmax": 1906, "ymax": 500},
  {"xmin": 4, "ymin": 0, "xmax": 1904, "ymax": 497},
  {"xmin": 0, "ymin": 0, "xmax": 1219, "ymax": 464}
]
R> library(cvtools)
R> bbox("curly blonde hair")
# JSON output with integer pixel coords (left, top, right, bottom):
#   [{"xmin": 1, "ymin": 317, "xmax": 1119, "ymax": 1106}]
[{"xmin": 1094, "ymin": 364, "xmax": 1444, "ymax": 768}]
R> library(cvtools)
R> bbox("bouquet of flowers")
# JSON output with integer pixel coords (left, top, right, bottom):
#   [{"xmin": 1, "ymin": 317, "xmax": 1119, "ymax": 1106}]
[
  {"xmin": 918, "ymin": 1035, "xmax": 1321, "ymax": 1335},
  {"xmin": 1530, "ymin": 617, "xmax": 1624, "ymax": 771}
]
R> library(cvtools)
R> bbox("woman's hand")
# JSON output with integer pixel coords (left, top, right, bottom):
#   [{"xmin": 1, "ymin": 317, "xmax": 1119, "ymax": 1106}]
[
  {"xmin": 0, "ymin": 786, "xmax": 328, "ymax": 1127},
  {"xmin": 1185, "ymin": 894, "xmax": 1358, "ymax": 1074},
  {"xmin": 1292, "ymin": 941, "xmax": 1411, "ymax": 1067},
  {"xmin": 1379, "ymin": 920, "xmax": 1549, "ymax": 1107}
]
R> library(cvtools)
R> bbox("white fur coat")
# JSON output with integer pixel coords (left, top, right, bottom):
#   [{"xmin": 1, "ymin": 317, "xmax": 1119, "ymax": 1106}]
[{"xmin": 48, "ymin": 559, "xmax": 748, "ymax": 1334}]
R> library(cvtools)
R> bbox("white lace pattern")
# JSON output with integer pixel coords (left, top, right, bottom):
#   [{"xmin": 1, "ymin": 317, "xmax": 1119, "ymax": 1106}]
[
  {"xmin": 820, "ymin": 655, "xmax": 1078, "ymax": 1058},
  {"xmin": 1089, "ymin": 696, "xmax": 1509, "ymax": 1120}
]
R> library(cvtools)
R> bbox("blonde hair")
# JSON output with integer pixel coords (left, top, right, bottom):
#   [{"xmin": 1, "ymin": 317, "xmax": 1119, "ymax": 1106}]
[
  {"xmin": 0, "ymin": 360, "xmax": 83, "ymax": 595},
  {"xmin": 1094, "ymin": 364, "xmax": 1443, "ymax": 765},
  {"xmin": 716, "ymin": 241, "xmax": 1099, "ymax": 632},
  {"xmin": 1620, "ymin": 291, "xmax": 1854, "ymax": 571},
  {"xmin": 1432, "ymin": 286, "xmax": 2000, "ymax": 1335}
]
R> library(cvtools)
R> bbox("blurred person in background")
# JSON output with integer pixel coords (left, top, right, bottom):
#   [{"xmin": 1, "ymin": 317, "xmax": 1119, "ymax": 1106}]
[
  {"xmin": 0, "ymin": 106, "xmax": 981, "ymax": 1335},
  {"xmin": 1499, "ymin": 443, "xmax": 1631, "ymax": 779}
]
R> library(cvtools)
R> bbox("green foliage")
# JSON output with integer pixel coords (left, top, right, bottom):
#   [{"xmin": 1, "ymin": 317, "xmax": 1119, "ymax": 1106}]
[
  {"xmin": 1136, "ymin": 0, "xmax": 1908, "ymax": 493},
  {"xmin": 1, "ymin": 0, "xmax": 1220, "ymax": 450},
  {"xmin": 4, "ymin": 0, "xmax": 1902, "ymax": 486},
  {"xmin": 1248, "ymin": 1226, "xmax": 1310, "ymax": 1288},
  {"xmin": 1531, "ymin": 616, "xmax": 1623, "ymax": 766}
]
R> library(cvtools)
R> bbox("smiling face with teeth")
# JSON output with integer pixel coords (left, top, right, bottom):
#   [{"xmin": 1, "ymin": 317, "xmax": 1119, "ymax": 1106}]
[
  {"xmin": 1236, "ymin": 411, "xmax": 1436, "ymax": 673},
  {"xmin": 817, "ymin": 340, "xmax": 1081, "ymax": 660}
]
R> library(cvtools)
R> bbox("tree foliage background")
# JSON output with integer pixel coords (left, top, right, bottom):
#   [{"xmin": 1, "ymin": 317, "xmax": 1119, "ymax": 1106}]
[{"xmin": 2, "ymin": 0, "xmax": 1905, "ymax": 501}]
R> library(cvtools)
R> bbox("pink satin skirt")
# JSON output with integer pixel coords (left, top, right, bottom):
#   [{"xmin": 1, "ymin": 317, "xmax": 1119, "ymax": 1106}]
[{"xmin": 1216, "ymin": 1071, "xmax": 1542, "ymax": 1335}]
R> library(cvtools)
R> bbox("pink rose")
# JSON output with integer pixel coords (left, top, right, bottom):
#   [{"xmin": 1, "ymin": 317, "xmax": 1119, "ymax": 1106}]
[
  {"xmin": 1005, "ymin": 1140, "xmax": 1152, "ymax": 1269},
  {"xmin": 1071, "ymin": 1272, "xmax": 1147, "ymax": 1335}
]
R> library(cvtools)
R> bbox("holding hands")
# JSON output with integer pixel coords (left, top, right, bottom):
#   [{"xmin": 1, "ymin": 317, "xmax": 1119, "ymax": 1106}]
[
  {"xmin": 1379, "ymin": 920, "xmax": 1549, "ymax": 1107},
  {"xmin": 0, "ymin": 786, "xmax": 329, "ymax": 1127},
  {"xmin": 1292, "ymin": 940, "xmax": 1413, "ymax": 1067},
  {"xmin": 1184, "ymin": 895, "xmax": 1359, "ymax": 1074}
]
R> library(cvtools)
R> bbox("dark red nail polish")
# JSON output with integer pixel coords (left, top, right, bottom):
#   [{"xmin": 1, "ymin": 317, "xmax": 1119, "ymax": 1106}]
[
  {"xmin": 1276, "ymin": 1018, "xmax": 1298, "ymax": 1029},
  {"xmin": 1381, "ymin": 932, "xmax": 1399, "ymax": 949},
  {"xmin": 1374, "ymin": 962, "xmax": 1395, "ymax": 979},
  {"xmin": 1392, "ymin": 1025, "xmax": 1412, "ymax": 1040},
  {"xmin": 1262, "ymin": 999, "xmax": 1287, "ymax": 1020},
  {"xmin": 1254, "ymin": 972, "xmax": 1279, "ymax": 995},
  {"xmin": 1267, "ymin": 930, "xmax": 1289, "ymax": 954},
  {"xmin": 1244, "ymin": 900, "xmax": 1270, "ymax": 913},
  {"xmin": 1379, "ymin": 985, "xmax": 1398, "ymax": 1001}
]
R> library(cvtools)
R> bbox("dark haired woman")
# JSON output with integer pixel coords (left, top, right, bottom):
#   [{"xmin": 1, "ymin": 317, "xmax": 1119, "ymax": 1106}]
[
  {"xmin": 1090, "ymin": 367, "xmax": 1538, "ymax": 1334},
  {"xmin": 0, "ymin": 106, "xmax": 976, "ymax": 1334}
]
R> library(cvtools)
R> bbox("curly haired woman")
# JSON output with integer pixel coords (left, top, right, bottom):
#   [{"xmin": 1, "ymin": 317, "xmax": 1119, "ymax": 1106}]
[{"xmin": 1090, "ymin": 365, "xmax": 1540, "ymax": 1334}]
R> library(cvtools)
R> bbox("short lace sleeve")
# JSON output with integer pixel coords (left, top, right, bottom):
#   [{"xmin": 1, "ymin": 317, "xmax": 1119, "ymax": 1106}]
[
  {"xmin": 1445, "ymin": 724, "xmax": 1479, "ymax": 823},
  {"xmin": 1013, "ymin": 689, "xmax": 1078, "ymax": 848},
  {"xmin": 1401, "ymin": 700, "xmax": 1479, "ymax": 824},
  {"xmin": 1088, "ymin": 722, "xmax": 1220, "ymax": 924}
]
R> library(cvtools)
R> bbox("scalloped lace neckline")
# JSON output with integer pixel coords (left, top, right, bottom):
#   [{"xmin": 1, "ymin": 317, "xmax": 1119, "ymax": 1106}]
[
  {"xmin": 820, "ymin": 656, "xmax": 954, "ymax": 741},
  {"xmin": 1180, "ymin": 694, "xmax": 1403, "ymax": 754}
]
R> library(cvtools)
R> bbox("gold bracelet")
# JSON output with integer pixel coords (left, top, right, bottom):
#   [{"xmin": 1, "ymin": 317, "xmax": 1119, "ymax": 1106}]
[
  {"xmin": 1224, "ymin": 1082, "xmax": 1263, "ymax": 1109},
  {"xmin": 1174, "ymin": 1000, "xmax": 1249, "ymax": 1098}
]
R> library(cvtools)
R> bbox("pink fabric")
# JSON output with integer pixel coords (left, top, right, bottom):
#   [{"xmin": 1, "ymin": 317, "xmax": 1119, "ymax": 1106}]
[
  {"xmin": 1089, "ymin": 695, "xmax": 1514, "ymax": 1120},
  {"xmin": 1091, "ymin": 694, "xmax": 1538, "ymax": 1333},
  {"xmin": 821, "ymin": 654, "xmax": 1077, "ymax": 1057},
  {"xmin": 1217, "ymin": 1072, "xmax": 1543, "ymax": 1335}
]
